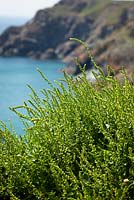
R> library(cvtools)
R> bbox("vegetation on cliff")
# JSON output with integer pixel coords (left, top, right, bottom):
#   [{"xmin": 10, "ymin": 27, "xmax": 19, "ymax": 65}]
[
  {"xmin": 0, "ymin": 0, "xmax": 133, "ymax": 75},
  {"xmin": 0, "ymin": 41, "xmax": 134, "ymax": 198}
]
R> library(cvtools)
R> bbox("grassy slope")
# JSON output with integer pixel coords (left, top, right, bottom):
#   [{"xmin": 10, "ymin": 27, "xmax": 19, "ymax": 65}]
[{"xmin": 81, "ymin": 0, "xmax": 111, "ymax": 19}]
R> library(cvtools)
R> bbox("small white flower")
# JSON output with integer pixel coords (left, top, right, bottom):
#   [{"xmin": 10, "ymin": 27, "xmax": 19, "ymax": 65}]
[
  {"xmin": 105, "ymin": 124, "xmax": 110, "ymax": 129},
  {"xmin": 123, "ymin": 178, "xmax": 129, "ymax": 183}
]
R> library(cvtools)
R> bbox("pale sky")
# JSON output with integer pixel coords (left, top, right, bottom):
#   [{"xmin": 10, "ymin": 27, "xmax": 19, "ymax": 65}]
[{"xmin": 0, "ymin": 0, "xmax": 60, "ymax": 18}]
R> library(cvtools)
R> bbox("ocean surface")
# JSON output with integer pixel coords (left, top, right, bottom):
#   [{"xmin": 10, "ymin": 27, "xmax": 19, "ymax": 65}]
[
  {"xmin": 0, "ymin": 57, "xmax": 64, "ymax": 134},
  {"xmin": 0, "ymin": 18, "xmax": 64, "ymax": 134}
]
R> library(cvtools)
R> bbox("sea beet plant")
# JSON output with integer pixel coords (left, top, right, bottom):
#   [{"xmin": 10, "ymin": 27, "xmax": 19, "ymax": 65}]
[{"xmin": 0, "ymin": 40, "xmax": 134, "ymax": 199}]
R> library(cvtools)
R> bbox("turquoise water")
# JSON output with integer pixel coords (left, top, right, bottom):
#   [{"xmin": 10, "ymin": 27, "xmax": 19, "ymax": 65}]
[{"xmin": 0, "ymin": 57, "xmax": 64, "ymax": 134}]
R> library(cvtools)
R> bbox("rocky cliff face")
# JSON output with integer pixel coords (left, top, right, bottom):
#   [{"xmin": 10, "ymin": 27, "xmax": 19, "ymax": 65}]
[
  {"xmin": 0, "ymin": 0, "xmax": 134, "ymax": 76},
  {"xmin": 0, "ymin": 0, "xmax": 92, "ymax": 59}
]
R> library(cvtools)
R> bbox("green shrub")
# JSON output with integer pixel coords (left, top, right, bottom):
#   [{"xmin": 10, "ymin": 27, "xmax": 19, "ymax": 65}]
[{"xmin": 0, "ymin": 42, "xmax": 134, "ymax": 199}]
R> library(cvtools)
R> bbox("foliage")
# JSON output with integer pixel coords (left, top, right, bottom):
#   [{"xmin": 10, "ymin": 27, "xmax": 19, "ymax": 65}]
[{"xmin": 0, "ymin": 41, "xmax": 134, "ymax": 199}]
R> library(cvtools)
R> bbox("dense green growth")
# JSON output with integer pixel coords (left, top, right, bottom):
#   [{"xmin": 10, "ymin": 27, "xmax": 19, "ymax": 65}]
[{"xmin": 0, "ymin": 44, "xmax": 134, "ymax": 199}]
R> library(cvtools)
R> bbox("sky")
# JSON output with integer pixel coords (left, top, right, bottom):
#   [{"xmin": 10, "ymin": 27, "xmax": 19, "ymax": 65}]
[{"xmin": 0, "ymin": 0, "xmax": 60, "ymax": 18}]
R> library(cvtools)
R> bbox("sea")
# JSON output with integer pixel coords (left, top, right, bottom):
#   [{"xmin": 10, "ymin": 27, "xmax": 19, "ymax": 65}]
[{"xmin": 0, "ymin": 17, "xmax": 65, "ymax": 134}]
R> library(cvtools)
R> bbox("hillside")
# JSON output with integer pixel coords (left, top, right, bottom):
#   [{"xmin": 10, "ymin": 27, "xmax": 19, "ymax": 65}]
[{"xmin": 0, "ymin": 0, "xmax": 134, "ymax": 76}]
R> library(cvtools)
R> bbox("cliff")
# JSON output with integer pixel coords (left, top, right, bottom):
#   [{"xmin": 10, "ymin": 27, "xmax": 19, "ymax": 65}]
[{"xmin": 0, "ymin": 0, "xmax": 134, "ymax": 76}]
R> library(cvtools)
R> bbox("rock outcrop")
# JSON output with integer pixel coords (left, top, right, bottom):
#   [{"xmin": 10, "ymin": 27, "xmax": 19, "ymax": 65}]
[
  {"xmin": 0, "ymin": 0, "xmax": 93, "ymax": 59},
  {"xmin": 0, "ymin": 0, "xmax": 134, "ymax": 76}
]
